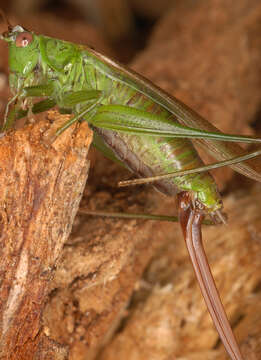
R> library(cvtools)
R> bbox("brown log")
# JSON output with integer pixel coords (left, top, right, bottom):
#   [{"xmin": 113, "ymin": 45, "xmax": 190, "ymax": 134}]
[{"xmin": 0, "ymin": 111, "xmax": 92, "ymax": 359}]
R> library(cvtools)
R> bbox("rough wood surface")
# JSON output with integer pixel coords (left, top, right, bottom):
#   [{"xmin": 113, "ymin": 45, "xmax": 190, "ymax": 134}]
[
  {"xmin": 42, "ymin": 154, "xmax": 169, "ymax": 360},
  {"xmin": 0, "ymin": 112, "xmax": 92, "ymax": 359}
]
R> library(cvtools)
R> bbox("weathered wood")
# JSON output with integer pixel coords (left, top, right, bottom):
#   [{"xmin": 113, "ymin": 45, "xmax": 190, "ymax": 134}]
[{"xmin": 0, "ymin": 111, "xmax": 92, "ymax": 360}]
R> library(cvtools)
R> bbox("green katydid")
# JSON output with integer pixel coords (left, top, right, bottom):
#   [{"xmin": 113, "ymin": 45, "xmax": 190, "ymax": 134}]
[{"xmin": 2, "ymin": 21, "xmax": 261, "ymax": 360}]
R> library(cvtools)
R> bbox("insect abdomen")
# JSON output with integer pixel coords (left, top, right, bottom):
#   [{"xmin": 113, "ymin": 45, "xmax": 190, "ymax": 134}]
[{"xmin": 80, "ymin": 54, "xmax": 222, "ymax": 212}]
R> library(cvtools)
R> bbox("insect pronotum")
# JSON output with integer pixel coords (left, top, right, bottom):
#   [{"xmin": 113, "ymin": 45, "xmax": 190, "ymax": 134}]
[{"xmin": 2, "ymin": 20, "xmax": 261, "ymax": 360}]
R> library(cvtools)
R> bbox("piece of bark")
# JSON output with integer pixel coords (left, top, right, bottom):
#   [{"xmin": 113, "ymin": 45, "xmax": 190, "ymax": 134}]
[
  {"xmin": 0, "ymin": 111, "xmax": 92, "ymax": 360},
  {"xmin": 131, "ymin": 0, "xmax": 261, "ymax": 189},
  {"xmin": 42, "ymin": 157, "xmax": 172, "ymax": 360}
]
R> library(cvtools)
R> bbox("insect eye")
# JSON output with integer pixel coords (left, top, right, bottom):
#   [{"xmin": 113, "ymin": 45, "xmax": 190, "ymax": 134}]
[{"xmin": 15, "ymin": 32, "xmax": 33, "ymax": 47}]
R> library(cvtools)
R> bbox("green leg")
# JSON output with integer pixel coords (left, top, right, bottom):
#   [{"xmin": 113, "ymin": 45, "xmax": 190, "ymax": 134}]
[
  {"xmin": 61, "ymin": 90, "xmax": 102, "ymax": 107},
  {"xmin": 56, "ymin": 100, "xmax": 103, "ymax": 135},
  {"xmin": 2, "ymin": 93, "xmax": 19, "ymax": 130},
  {"xmin": 78, "ymin": 208, "xmax": 214, "ymax": 225},
  {"xmin": 3, "ymin": 85, "xmax": 102, "ymax": 131},
  {"xmin": 90, "ymin": 104, "xmax": 261, "ymax": 144},
  {"xmin": 55, "ymin": 90, "xmax": 104, "ymax": 135},
  {"xmin": 22, "ymin": 86, "xmax": 102, "ymax": 109},
  {"xmin": 15, "ymin": 99, "xmax": 57, "ymax": 120},
  {"xmin": 2, "ymin": 84, "xmax": 55, "ymax": 131},
  {"xmin": 31, "ymin": 98, "xmax": 57, "ymax": 115},
  {"xmin": 22, "ymin": 84, "xmax": 54, "ymax": 97},
  {"xmin": 118, "ymin": 148, "xmax": 261, "ymax": 186}
]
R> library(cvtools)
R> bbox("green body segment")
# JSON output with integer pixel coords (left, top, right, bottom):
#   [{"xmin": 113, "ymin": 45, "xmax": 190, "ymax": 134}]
[
  {"xmin": 93, "ymin": 83, "xmax": 220, "ymax": 210},
  {"xmin": 6, "ymin": 28, "xmax": 222, "ymax": 213}
]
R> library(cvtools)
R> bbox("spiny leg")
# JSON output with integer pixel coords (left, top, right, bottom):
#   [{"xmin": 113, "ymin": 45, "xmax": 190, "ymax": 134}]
[
  {"xmin": 3, "ymin": 85, "xmax": 103, "ymax": 132},
  {"xmin": 178, "ymin": 192, "xmax": 243, "ymax": 360},
  {"xmin": 78, "ymin": 208, "xmax": 214, "ymax": 225},
  {"xmin": 2, "ymin": 84, "xmax": 56, "ymax": 131},
  {"xmin": 90, "ymin": 104, "xmax": 261, "ymax": 144},
  {"xmin": 22, "ymin": 85, "xmax": 102, "ymax": 115},
  {"xmin": 2, "ymin": 98, "xmax": 57, "ymax": 131},
  {"xmin": 2, "ymin": 93, "xmax": 19, "ymax": 130},
  {"xmin": 56, "ymin": 98, "xmax": 103, "ymax": 135}
]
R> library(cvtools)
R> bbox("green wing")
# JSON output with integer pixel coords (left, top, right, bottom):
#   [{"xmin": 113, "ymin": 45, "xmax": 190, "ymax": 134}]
[{"xmin": 86, "ymin": 47, "xmax": 261, "ymax": 183}]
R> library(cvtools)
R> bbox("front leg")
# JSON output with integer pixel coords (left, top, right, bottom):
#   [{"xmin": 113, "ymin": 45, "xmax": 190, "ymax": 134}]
[
  {"xmin": 2, "ymin": 84, "xmax": 55, "ymax": 131},
  {"xmin": 2, "ymin": 84, "xmax": 102, "ymax": 132},
  {"xmin": 21, "ymin": 86, "xmax": 104, "ymax": 135},
  {"xmin": 2, "ymin": 93, "xmax": 20, "ymax": 130}
]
